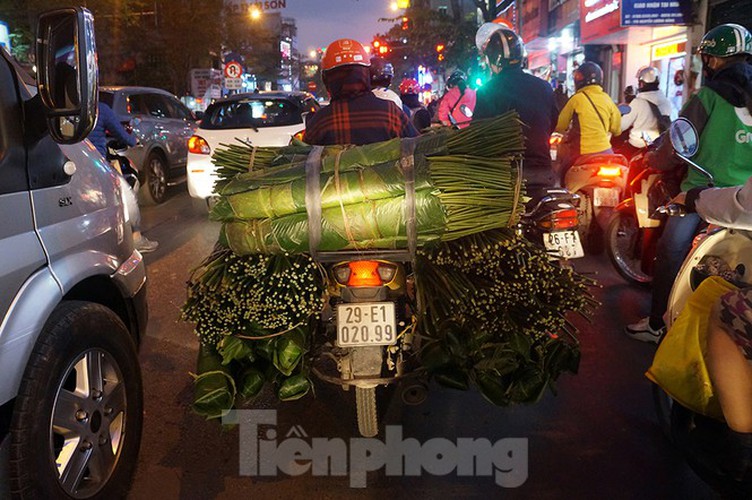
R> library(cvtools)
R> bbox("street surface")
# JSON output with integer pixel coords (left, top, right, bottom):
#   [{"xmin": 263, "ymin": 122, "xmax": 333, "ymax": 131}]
[{"xmin": 129, "ymin": 188, "xmax": 719, "ymax": 499}]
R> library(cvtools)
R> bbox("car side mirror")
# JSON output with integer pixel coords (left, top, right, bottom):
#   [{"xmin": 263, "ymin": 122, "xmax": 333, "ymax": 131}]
[
  {"xmin": 36, "ymin": 7, "xmax": 98, "ymax": 144},
  {"xmin": 193, "ymin": 110, "xmax": 204, "ymax": 121}
]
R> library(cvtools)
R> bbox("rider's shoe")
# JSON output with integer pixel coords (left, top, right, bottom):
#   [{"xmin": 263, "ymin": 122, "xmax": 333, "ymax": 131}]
[
  {"xmin": 625, "ymin": 316, "xmax": 665, "ymax": 344},
  {"xmin": 135, "ymin": 235, "xmax": 159, "ymax": 254}
]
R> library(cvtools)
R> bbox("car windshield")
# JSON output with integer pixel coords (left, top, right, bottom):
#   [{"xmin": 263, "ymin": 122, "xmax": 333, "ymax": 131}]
[{"xmin": 202, "ymin": 97, "xmax": 302, "ymax": 129}]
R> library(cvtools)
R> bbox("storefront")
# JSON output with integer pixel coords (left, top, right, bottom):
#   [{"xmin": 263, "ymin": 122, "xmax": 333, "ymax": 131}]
[{"xmin": 547, "ymin": 0, "xmax": 584, "ymax": 93}]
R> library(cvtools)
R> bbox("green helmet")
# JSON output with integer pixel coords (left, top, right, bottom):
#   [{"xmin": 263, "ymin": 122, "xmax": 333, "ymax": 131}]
[{"xmin": 698, "ymin": 23, "xmax": 752, "ymax": 58}]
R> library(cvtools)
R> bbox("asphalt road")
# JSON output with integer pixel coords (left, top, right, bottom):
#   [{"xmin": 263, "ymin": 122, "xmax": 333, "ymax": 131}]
[{"xmin": 129, "ymin": 188, "xmax": 719, "ymax": 500}]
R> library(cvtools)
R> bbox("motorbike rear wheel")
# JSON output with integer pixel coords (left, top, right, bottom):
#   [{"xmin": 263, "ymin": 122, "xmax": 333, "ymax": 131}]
[
  {"xmin": 356, "ymin": 387, "xmax": 378, "ymax": 438},
  {"xmin": 606, "ymin": 210, "xmax": 652, "ymax": 286}
]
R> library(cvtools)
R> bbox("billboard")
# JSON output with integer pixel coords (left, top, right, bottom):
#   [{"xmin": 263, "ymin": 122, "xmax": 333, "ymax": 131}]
[{"xmin": 621, "ymin": 0, "xmax": 692, "ymax": 26}]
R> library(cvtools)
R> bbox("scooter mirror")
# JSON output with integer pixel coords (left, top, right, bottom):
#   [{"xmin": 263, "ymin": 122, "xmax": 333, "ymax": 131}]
[{"xmin": 669, "ymin": 118, "xmax": 699, "ymax": 157}]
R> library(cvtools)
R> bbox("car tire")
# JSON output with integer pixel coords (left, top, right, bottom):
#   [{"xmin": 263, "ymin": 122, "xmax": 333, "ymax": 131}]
[
  {"xmin": 139, "ymin": 151, "xmax": 167, "ymax": 205},
  {"xmin": 8, "ymin": 301, "xmax": 143, "ymax": 500}
]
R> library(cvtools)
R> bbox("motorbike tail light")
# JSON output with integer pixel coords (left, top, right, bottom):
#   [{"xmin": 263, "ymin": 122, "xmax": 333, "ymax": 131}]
[
  {"xmin": 333, "ymin": 265, "xmax": 351, "ymax": 285},
  {"xmin": 549, "ymin": 135, "xmax": 562, "ymax": 146},
  {"xmin": 343, "ymin": 261, "xmax": 382, "ymax": 287},
  {"xmin": 597, "ymin": 165, "xmax": 622, "ymax": 178},
  {"xmin": 377, "ymin": 263, "xmax": 397, "ymax": 283},
  {"xmin": 292, "ymin": 130, "xmax": 305, "ymax": 143},
  {"xmin": 188, "ymin": 135, "xmax": 211, "ymax": 155},
  {"xmin": 538, "ymin": 208, "xmax": 579, "ymax": 231}
]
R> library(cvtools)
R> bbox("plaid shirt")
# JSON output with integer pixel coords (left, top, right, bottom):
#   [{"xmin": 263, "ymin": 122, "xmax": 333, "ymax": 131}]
[{"xmin": 303, "ymin": 92, "xmax": 418, "ymax": 146}]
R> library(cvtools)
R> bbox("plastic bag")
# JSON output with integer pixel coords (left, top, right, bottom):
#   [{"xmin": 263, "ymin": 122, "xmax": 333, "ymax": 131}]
[{"xmin": 646, "ymin": 276, "xmax": 737, "ymax": 419}]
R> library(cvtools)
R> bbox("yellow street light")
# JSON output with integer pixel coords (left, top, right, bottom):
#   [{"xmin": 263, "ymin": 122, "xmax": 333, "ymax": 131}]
[
  {"xmin": 249, "ymin": 7, "xmax": 261, "ymax": 20},
  {"xmin": 309, "ymin": 50, "xmax": 317, "ymax": 59},
  {"xmin": 390, "ymin": 2, "xmax": 399, "ymax": 11}
]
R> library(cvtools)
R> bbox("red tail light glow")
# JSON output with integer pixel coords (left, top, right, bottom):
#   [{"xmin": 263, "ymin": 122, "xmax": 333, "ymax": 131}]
[
  {"xmin": 188, "ymin": 135, "xmax": 211, "ymax": 155},
  {"xmin": 293, "ymin": 130, "xmax": 305, "ymax": 142},
  {"xmin": 538, "ymin": 208, "xmax": 579, "ymax": 231},
  {"xmin": 549, "ymin": 135, "xmax": 562, "ymax": 146},
  {"xmin": 346, "ymin": 261, "xmax": 382, "ymax": 287},
  {"xmin": 597, "ymin": 166, "xmax": 622, "ymax": 178}
]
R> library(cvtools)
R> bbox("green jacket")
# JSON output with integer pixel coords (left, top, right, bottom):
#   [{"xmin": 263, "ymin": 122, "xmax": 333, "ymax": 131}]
[{"xmin": 681, "ymin": 85, "xmax": 752, "ymax": 191}]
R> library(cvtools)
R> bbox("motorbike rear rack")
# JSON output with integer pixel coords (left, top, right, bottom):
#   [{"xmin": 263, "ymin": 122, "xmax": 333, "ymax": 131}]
[{"xmin": 313, "ymin": 249, "xmax": 415, "ymax": 264}]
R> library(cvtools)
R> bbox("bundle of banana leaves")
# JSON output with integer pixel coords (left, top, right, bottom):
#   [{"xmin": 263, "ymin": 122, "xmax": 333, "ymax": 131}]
[
  {"xmin": 415, "ymin": 229, "xmax": 597, "ymax": 404},
  {"xmin": 209, "ymin": 113, "xmax": 526, "ymax": 255}
]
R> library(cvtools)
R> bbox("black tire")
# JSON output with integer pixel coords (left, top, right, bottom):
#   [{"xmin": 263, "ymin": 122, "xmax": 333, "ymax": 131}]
[
  {"xmin": 9, "ymin": 301, "xmax": 143, "ymax": 499},
  {"xmin": 606, "ymin": 210, "xmax": 652, "ymax": 286},
  {"xmin": 139, "ymin": 151, "xmax": 167, "ymax": 205}
]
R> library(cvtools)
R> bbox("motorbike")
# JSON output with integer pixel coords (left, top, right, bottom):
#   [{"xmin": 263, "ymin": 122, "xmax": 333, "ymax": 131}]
[
  {"xmin": 311, "ymin": 248, "xmax": 424, "ymax": 438},
  {"xmin": 563, "ymin": 153, "xmax": 629, "ymax": 254},
  {"xmin": 107, "ymin": 138, "xmax": 140, "ymax": 191},
  {"xmin": 520, "ymin": 186, "xmax": 584, "ymax": 262},
  {"xmin": 605, "ymin": 145, "xmax": 675, "ymax": 285},
  {"xmin": 651, "ymin": 119, "xmax": 752, "ymax": 496}
]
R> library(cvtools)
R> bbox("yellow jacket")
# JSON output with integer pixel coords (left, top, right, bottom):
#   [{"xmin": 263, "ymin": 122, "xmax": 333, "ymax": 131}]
[{"xmin": 556, "ymin": 85, "xmax": 621, "ymax": 155}]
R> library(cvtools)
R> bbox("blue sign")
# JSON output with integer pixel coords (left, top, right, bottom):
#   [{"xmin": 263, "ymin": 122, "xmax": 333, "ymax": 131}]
[
  {"xmin": 0, "ymin": 22, "xmax": 10, "ymax": 52},
  {"xmin": 621, "ymin": 0, "xmax": 692, "ymax": 26}
]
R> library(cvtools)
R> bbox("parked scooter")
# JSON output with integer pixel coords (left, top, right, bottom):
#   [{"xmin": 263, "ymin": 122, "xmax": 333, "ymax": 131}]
[{"xmin": 652, "ymin": 119, "xmax": 752, "ymax": 495}]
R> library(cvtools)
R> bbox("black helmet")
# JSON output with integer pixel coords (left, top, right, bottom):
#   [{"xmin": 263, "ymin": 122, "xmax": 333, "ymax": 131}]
[
  {"xmin": 369, "ymin": 57, "xmax": 394, "ymax": 86},
  {"xmin": 573, "ymin": 61, "xmax": 603, "ymax": 91},
  {"xmin": 477, "ymin": 24, "xmax": 525, "ymax": 69},
  {"xmin": 447, "ymin": 69, "xmax": 467, "ymax": 87}
]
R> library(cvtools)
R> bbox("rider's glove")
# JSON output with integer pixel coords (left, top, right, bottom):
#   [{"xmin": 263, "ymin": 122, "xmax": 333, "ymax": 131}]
[{"xmin": 685, "ymin": 186, "xmax": 707, "ymax": 213}]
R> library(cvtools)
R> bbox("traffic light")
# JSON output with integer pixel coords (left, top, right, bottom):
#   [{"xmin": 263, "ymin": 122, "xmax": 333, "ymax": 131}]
[
  {"xmin": 436, "ymin": 43, "xmax": 445, "ymax": 62},
  {"xmin": 379, "ymin": 43, "xmax": 389, "ymax": 55},
  {"xmin": 402, "ymin": 16, "xmax": 409, "ymax": 30},
  {"xmin": 373, "ymin": 38, "xmax": 390, "ymax": 55}
]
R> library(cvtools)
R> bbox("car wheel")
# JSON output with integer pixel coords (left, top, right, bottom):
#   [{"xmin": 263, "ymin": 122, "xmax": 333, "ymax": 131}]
[
  {"xmin": 9, "ymin": 301, "xmax": 143, "ymax": 499},
  {"xmin": 140, "ymin": 151, "xmax": 167, "ymax": 205}
]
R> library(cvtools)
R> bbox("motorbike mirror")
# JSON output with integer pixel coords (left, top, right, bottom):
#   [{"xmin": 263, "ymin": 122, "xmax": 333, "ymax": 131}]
[
  {"xmin": 669, "ymin": 118, "xmax": 699, "ymax": 158},
  {"xmin": 459, "ymin": 104, "xmax": 473, "ymax": 118},
  {"xmin": 618, "ymin": 104, "xmax": 631, "ymax": 116}
]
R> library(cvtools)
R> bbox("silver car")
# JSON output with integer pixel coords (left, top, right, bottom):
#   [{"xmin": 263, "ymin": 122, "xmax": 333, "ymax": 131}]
[
  {"xmin": 100, "ymin": 86, "xmax": 198, "ymax": 204},
  {"xmin": 1, "ymin": 8, "xmax": 146, "ymax": 498}
]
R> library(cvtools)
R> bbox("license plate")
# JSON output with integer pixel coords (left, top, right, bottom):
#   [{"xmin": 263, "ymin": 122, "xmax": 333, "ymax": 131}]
[
  {"xmin": 593, "ymin": 187, "xmax": 619, "ymax": 207},
  {"xmin": 336, "ymin": 302, "xmax": 397, "ymax": 347},
  {"xmin": 544, "ymin": 230, "xmax": 584, "ymax": 259}
]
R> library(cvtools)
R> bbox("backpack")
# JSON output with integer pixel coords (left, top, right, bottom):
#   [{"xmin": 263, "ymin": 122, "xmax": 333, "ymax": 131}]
[{"xmin": 646, "ymin": 100, "xmax": 672, "ymax": 134}]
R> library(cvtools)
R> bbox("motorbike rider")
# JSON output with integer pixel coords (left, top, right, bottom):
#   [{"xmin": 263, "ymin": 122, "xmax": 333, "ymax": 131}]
[
  {"xmin": 680, "ymin": 176, "xmax": 752, "ymax": 482},
  {"xmin": 626, "ymin": 23, "xmax": 752, "ymax": 343},
  {"xmin": 438, "ymin": 69, "xmax": 476, "ymax": 128},
  {"xmin": 90, "ymin": 101, "xmax": 158, "ymax": 254},
  {"xmin": 399, "ymin": 77, "xmax": 432, "ymax": 131},
  {"xmin": 473, "ymin": 23, "xmax": 560, "ymax": 187},
  {"xmin": 555, "ymin": 61, "xmax": 622, "ymax": 173},
  {"xmin": 369, "ymin": 56, "xmax": 403, "ymax": 110},
  {"xmin": 303, "ymin": 39, "xmax": 418, "ymax": 145},
  {"xmin": 616, "ymin": 66, "xmax": 676, "ymax": 157}
]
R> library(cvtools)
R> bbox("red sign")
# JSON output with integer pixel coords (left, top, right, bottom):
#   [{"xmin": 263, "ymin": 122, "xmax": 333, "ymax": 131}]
[
  {"xmin": 224, "ymin": 61, "xmax": 243, "ymax": 79},
  {"xmin": 580, "ymin": 0, "xmax": 623, "ymax": 44},
  {"xmin": 520, "ymin": 0, "xmax": 545, "ymax": 43}
]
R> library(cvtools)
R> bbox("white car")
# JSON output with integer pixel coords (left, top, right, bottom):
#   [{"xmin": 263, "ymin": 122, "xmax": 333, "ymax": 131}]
[{"xmin": 187, "ymin": 91, "xmax": 319, "ymax": 203}]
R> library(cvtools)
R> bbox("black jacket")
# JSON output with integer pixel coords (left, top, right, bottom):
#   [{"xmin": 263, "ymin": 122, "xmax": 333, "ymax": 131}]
[{"xmin": 474, "ymin": 68, "xmax": 560, "ymax": 187}]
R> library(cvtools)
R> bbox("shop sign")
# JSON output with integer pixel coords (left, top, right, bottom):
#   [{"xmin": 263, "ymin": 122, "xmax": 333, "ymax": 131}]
[
  {"xmin": 621, "ymin": 0, "xmax": 692, "ymax": 26},
  {"xmin": 580, "ymin": 0, "xmax": 623, "ymax": 43},
  {"xmin": 651, "ymin": 40, "xmax": 687, "ymax": 59}
]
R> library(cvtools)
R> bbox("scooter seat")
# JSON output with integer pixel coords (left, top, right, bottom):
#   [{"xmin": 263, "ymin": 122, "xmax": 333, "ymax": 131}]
[{"xmin": 573, "ymin": 153, "xmax": 629, "ymax": 167}]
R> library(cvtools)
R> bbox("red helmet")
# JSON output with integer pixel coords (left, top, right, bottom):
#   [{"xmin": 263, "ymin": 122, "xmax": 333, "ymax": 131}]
[
  {"xmin": 322, "ymin": 39, "xmax": 370, "ymax": 72},
  {"xmin": 399, "ymin": 78, "xmax": 420, "ymax": 95}
]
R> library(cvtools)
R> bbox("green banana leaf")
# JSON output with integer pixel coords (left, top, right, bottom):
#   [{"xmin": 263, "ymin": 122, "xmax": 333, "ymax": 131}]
[
  {"xmin": 192, "ymin": 344, "xmax": 236, "ymax": 419},
  {"xmin": 277, "ymin": 374, "xmax": 311, "ymax": 401}
]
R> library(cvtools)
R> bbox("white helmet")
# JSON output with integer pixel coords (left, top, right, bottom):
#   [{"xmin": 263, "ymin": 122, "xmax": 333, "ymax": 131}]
[
  {"xmin": 636, "ymin": 66, "xmax": 660, "ymax": 84},
  {"xmin": 475, "ymin": 22, "xmax": 505, "ymax": 53}
]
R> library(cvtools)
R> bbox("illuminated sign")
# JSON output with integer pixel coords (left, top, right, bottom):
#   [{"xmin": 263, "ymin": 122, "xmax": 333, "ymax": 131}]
[
  {"xmin": 621, "ymin": 0, "xmax": 691, "ymax": 26},
  {"xmin": 584, "ymin": 0, "xmax": 619, "ymax": 23},
  {"xmin": 397, "ymin": 0, "xmax": 410, "ymax": 8},
  {"xmin": 651, "ymin": 40, "xmax": 686, "ymax": 59}
]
